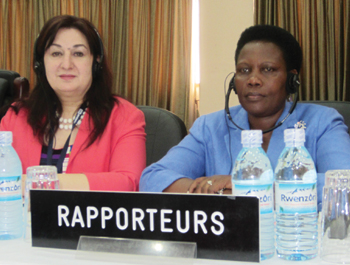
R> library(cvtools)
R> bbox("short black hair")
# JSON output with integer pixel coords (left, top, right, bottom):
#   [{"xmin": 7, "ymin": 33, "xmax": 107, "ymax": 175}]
[{"xmin": 235, "ymin": 25, "xmax": 303, "ymax": 73}]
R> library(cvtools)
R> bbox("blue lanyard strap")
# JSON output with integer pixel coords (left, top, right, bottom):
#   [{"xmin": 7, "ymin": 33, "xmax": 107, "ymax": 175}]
[{"xmin": 46, "ymin": 105, "xmax": 86, "ymax": 173}]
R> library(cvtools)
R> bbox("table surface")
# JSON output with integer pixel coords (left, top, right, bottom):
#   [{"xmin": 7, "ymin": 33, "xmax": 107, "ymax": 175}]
[
  {"xmin": 0, "ymin": 237, "xmax": 335, "ymax": 265},
  {"xmin": 0, "ymin": 208, "xmax": 338, "ymax": 265}
]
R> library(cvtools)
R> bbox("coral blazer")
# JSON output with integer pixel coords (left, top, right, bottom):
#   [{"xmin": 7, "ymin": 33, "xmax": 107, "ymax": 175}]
[{"xmin": 1, "ymin": 97, "xmax": 146, "ymax": 191}]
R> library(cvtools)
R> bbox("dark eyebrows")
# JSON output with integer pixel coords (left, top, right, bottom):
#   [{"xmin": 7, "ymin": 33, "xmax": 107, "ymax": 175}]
[
  {"xmin": 50, "ymin": 43, "xmax": 88, "ymax": 49},
  {"xmin": 73, "ymin": 44, "xmax": 88, "ymax": 49}
]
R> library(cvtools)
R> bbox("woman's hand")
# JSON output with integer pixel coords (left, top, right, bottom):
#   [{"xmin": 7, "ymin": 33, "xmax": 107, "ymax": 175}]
[
  {"xmin": 57, "ymin": 173, "xmax": 90, "ymax": 191},
  {"xmin": 187, "ymin": 175, "xmax": 232, "ymax": 194}
]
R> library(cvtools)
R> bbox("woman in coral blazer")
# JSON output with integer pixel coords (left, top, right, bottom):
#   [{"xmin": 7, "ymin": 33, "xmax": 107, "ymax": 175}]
[{"xmin": 1, "ymin": 15, "xmax": 146, "ymax": 192}]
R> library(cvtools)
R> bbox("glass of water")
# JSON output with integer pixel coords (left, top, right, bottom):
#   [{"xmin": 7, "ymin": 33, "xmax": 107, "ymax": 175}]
[
  {"xmin": 320, "ymin": 170, "xmax": 350, "ymax": 263},
  {"xmin": 24, "ymin": 165, "xmax": 59, "ymax": 242}
]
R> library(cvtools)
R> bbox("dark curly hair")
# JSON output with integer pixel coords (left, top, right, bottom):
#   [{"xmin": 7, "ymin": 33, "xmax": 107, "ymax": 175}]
[
  {"xmin": 14, "ymin": 15, "xmax": 118, "ymax": 147},
  {"xmin": 235, "ymin": 25, "xmax": 302, "ymax": 73}
]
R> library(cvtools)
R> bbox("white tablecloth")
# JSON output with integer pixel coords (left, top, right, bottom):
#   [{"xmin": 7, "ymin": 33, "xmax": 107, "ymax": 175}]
[{"xmin": 0, "ymin": 238, "xmax": 335, "ymax": 265}]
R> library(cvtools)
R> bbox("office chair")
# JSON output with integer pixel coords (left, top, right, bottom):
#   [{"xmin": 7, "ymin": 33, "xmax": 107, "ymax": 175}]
[
  {"xmin": 0, "ymin": 70, "xmax": 30, "ymax": 119},
  {"xmin": 0, "ymin": 70, "xmax": 29, "ymax": 105},
  {"xmin": 301, "ymin": 101, "xmax": 350, "ymax": 131},
  {"xmin": 137, "ymin": 106, "xmax": 188, "ymax": 166}
]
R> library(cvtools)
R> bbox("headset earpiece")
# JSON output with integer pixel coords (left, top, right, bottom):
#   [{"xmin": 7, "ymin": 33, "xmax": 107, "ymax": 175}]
[
  {"xmin": 92, "ymin": 60, "xmax": 101, "ymax": 76},
  {"xmin": 92, "ymin": 28, "xmax": 104, "ymax": 76},
  {"xmin": 33, "ymin": 37, "xmax": 45, "ymax": 76},
  {"xmin": 286, "ymin": 72, "xmax": 300, "ymax": 94},
  {"xmin": 225, "ymin": 73, "xmax": 236, "ymax": 122},
  {"xmin": 229, "ymin": 74, "xmax": 237, "ymax": 94},
  {"xmin": 33, "ymin": 61, "xmax": 41, "ymax": 74}
]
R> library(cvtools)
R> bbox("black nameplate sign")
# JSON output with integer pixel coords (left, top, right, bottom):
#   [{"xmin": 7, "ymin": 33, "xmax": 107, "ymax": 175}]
[{"xmin": 31, "ymin": 190, "xmax": 259, "ymax": 262}]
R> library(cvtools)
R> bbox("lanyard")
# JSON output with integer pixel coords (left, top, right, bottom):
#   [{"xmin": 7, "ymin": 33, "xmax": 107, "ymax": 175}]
[{"xmin": 46, "ymin": 106, "xmax": 86, "ymax": 173}]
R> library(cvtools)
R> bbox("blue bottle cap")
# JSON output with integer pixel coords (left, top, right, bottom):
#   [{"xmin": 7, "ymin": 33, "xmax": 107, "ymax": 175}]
[
  {"xmin": 284, "ymin": 128, "xmax": 305, "ymax": 143},
  {"xmin": 241, "ymin": 130, "xmax": 263, "ymax": 145}
]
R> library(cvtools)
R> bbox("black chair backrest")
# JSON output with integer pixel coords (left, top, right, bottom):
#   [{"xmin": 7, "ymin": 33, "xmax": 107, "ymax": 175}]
[
  {"xmin": 137, "ymin": 106, "xmax": 187, "ymax": 166},
  {"xmin": 0, "ymin": 78, "xmax": 9, "ymax": 107},
  {"xmin": 0, "ymin": 70, "xmax": 20, "ymax": 106},
  {"xmin": 300, "ymin": 101, "xmax": 350, "ymax": 131}
]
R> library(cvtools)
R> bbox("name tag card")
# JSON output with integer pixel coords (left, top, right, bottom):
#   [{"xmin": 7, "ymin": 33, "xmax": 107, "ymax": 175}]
[{"xmin": 31, "ymin": 190, "xmax": 259, "ymax": 262}]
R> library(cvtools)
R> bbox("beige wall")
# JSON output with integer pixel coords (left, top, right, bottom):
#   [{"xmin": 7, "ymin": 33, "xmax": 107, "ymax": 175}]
[{"xmin": 199, "ymin": 0, "xmax": 254, "ymax": 115}]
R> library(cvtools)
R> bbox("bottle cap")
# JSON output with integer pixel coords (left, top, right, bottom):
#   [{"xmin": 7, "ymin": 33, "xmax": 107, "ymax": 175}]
[
  {"xmin": 0, "ymin": 131, "xmax": 13, "ymax": 144},
  {"xmin": 284, "ymin": 128, "xmax": 305, "ymax": 143},
  {"xmin": 241, "ymin": 130, "xmax": 262, "ymax": 145}
]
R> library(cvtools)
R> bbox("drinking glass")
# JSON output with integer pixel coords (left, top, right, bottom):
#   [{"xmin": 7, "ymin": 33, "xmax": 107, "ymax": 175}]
[
  {"xmin": 24, "ymin": 166, "xmax": 59, "ymax": 242},
  {"xmin": 320, "ymin": 170, "xmax": 350, "ymax": 263}
]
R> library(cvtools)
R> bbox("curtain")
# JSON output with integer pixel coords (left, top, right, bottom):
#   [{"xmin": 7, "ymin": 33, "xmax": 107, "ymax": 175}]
[
  {"xmin": 255, "ymin": 0, "xmax": 350, "ymax": 101},
  {"xmin": 0, "ymin": 0, "xmax": 194, "ymax": 127}
]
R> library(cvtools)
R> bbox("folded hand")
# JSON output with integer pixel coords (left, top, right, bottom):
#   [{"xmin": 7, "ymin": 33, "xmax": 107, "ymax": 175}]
[{"xmin": 187, "ymin": 175, "xmax": 232, "ymax": 194}]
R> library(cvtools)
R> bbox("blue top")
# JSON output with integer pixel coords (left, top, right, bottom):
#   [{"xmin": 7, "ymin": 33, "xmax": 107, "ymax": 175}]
[{"xmin": 140, "ymin": 102, "xmax": 350, "ymax": 209}]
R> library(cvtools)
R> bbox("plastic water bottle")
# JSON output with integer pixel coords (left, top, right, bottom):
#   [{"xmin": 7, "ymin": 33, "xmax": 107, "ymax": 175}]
[
  {"xmin": 274, "ymin": 128, "xmax": 318, "ymax": 260},
  {"xmin": 0, "ymin": 131, "xmax": 23, "ymax": 240},
  {"xmin": 231, "ymin": 130, "xmax": 274, "ymax": 260}
]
